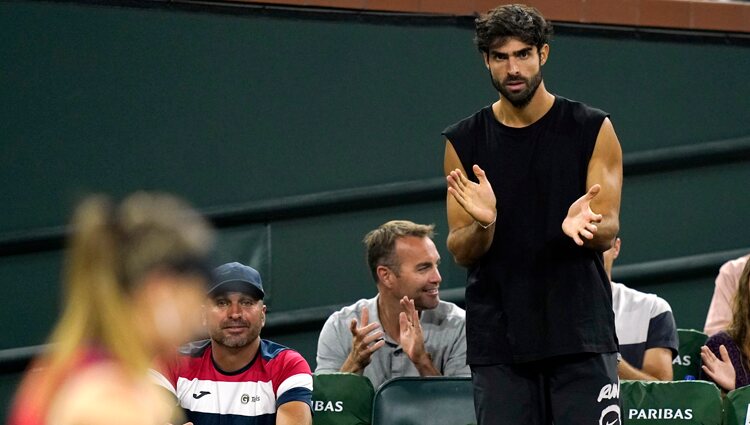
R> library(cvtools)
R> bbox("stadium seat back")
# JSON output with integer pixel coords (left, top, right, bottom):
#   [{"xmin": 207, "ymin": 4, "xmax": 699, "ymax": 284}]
[
  {"xmin": 672, "ymin": 329, "xmax": 708, "ymax": 380},
  {"xmin": 371, "ymin": 376, "xmax": 476, "ymax": 425},
  {"xmin": 723, "ymin": 385, "xmax": 750, "ymax": 425},
  {"xmin": 620, "ymin": 380, "xmax": 722, "ymax": 424},
  {"xmin": 312, "ymin": 372, "xmax": 375, "ymax": 425}
]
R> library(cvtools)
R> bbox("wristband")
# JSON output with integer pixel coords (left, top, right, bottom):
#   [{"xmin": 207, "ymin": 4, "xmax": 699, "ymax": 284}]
[{"xmin": 476, "ymin": 217, "xmax": 496, "ymax": 230}]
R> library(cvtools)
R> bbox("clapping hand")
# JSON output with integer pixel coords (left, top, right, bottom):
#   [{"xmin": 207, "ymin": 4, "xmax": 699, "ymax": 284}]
[
  {"xmin": 562, "ymin": 184, "xmax": 603, "ymax": 246},
  {"xmin": 446, "ymin": 165, "xmax": 497, "ymax": 227},
  {"xmin": 344, "ymin": 306, "xmax": 385, "ymax": 373}
]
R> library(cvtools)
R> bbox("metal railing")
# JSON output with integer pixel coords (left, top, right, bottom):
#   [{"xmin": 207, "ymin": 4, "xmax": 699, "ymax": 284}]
[{"xmin": 1, "ymin": 136, "xmax": 749, "ymax": 257}]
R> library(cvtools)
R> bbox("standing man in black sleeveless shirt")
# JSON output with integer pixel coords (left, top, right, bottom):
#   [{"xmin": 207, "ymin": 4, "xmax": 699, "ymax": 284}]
[{"xmin": 443, "ymin": 4, "xmax": 623, "ymax": 425}]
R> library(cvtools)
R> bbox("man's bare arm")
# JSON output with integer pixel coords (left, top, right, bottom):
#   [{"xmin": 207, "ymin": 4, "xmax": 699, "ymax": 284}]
[
  {"xmin": 583, "ymin": 118, "xmax": 622, "ymax": 250},
  {"xmin": 641, "ymin": 347, "xmax": 674, "ymax": 380},
  {"xmin": 617, "ymin": 347, "xmax": 673, "ymax": 381},
  {"xmin": 444, "ymin": 140, "xmax": 496, "ymax": 267},
  {"xmin": 277, "ymin": 401, "xmax": 312, "ymax": 425},
  {"xmin": 618, "ymin": 358, "xmax": 657, "ymax": 381},
  {"xmin": 562, "ymin": 118, "xmax": 622, "ymax": 251}
]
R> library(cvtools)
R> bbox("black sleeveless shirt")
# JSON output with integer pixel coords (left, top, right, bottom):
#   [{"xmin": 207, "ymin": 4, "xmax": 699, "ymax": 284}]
[{"xmin": 443, "ymin": 96, "xmax": 618, "ymax": 365}]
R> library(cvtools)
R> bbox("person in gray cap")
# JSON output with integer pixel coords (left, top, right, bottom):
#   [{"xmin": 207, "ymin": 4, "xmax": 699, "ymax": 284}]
[{"xmin": 151, "ymin": 262, "xmax": 313, "ymax": 425}]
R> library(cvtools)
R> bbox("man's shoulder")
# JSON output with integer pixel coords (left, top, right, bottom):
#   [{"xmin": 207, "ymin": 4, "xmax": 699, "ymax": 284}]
[
  {"xmin": 435, "ymin": 299, "xmax": 466, "ymax": 316},
  {"xmin": 423, "ymin": 300, "xmax": 466, "ymax": 325},
  {"xmin": 259, "ymin": 338, "xmax": 309, "ymax": 363},
  {"xmin": 259, "ymin": 338, "xmax": 289, "ymax": 359},
  {"xmin": 178, "ymin": 339, "xmax": 212, "ymax": 358},
  {"xmin": 260, "ymin": 339, "xmax": 309, "ymax": 363},
  {"xmin": 164, "ymin": 340, "xmax": 212, "ymax": 380},
  {"xmin": 260, "ymin": 339, "xmax": 312, "ymax": 374},
  {"xmin": 328, "ymin": 297, "xmax": 376, "ymax": 320},
  {"xmin": 554, "ymin": 95, "xmax": 609, "ymax": 123},
  {"xmin": 442, "ymin": 105, "xmax": 493, "ymax": 139},
  {"xmin": 613, "ymin": 282, "xmax": 658, "ymax": 304},
  {"xmin": 612, "ymin": 282, "xmax": 672, "ymax": 316}
]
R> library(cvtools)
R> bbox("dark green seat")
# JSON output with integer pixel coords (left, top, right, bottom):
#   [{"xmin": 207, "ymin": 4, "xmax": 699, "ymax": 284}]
[
  {"xmin": 312, "ymin": 372, "xmax": 375, "ymax": 425},
  {"xmin": 672, "ymin": 328, "xmax": 708, "ymax": 380},
  {"xmin": 371, "ymin": 377, "xmax": 475, "ymax": 425},
  {"xmin": 722, "ymin": 385, "xmax": 750, "ymax": 425},
  {"xmin": 620, "ymin": 380, "xmax": 721, "ymax": 424}
]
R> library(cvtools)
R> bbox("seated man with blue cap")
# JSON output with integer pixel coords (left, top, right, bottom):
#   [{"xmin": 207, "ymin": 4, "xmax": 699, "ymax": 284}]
[{"xmin": 151, "ymin": 262, "xmax": 313, "ymax": 425}]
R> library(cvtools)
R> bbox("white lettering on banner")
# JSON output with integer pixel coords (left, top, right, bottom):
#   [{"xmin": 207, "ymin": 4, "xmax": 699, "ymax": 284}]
[
  {"xmin": 627, "ymin": 409, "xmax": 694, "ymax": 420},
  {"xmin": 597, "ymin": 382, "xmax": 620, "ymax": 403},
  {"xmin": 672, "ymin": 355, "xmax": 691, "ymax": 366},
  {"xmin": 313, "ymin": 400, "xmax": 344, "ymax": 412},
  {"xmin": 745, "ymin": 403, "xmax": 750, "ymax": 425}
]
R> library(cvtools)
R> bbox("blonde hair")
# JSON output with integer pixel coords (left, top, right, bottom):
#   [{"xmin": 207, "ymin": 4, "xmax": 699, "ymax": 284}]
[
  {"xmin": 30, "ymin": 192, "xmax": 213, "ymax": 414},
  {"xmin": 728, "ymin": 259, "xmax": 750, "ymax": 356}
]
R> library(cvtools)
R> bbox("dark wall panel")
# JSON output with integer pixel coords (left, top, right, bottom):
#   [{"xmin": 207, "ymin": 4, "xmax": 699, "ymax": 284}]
[
  {"xmin": 0, "ymin": 1, "xmax": 485, "ymax": 232},
  {"xmin": 546, "ymin": 35, "xmax": 750, "ymax": 150},
  {"xmin": 267, "ymin": 201, "xmax": 464, "ymax": 312},
  {"xmin": 3, "ymin": 2, "xmax": 749, "ymax": 234},
  {"xmin": 618, "ymin": 163, "xmax": 750, "ymax": 265},
  {"xmin": 634, "ymin": 276, "xmax": 716, "ymax": 331},
  {"xmin": 0, "ymin": 253, "xmax": 62, "ymax": 350},
  {"xmin": 270, "ymin": 330, "xmax": 322, "ymax": 371}
]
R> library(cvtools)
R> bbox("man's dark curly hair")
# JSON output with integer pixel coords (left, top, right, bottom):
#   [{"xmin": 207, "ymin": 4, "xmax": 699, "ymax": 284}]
[{"xmin": 474, "ymin": 4, "xmax": 553, "ymax": 53}]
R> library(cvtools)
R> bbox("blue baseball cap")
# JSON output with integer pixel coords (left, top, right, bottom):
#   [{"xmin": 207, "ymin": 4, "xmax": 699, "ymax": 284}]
[{"xmin": 209, "ymin": 262, "xmax": 265, "ymax": 300}]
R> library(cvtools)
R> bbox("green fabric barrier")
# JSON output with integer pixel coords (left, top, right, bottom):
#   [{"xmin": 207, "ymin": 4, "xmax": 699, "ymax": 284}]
[
  {"xmin": 312, "ymin": 372, "xmax": 375, "ymax": 425},
  {"xmin": 723, "ymin": 386, "xmax": 750, "ymax": 425},
  {"xmin": 673, "ymin": 329, "xmax": 708, "ymax": 380},
  {"xmin": 371, "ymin": 377, "xmax": 475, "ymax": 425},
  {"xmin": 621, "ymin": 380, "xmax": 721, "ymax": 424}
]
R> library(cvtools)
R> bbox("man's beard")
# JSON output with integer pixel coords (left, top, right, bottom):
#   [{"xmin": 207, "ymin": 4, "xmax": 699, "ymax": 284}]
[
  {"xmin": 211, "ymin": 320, "xmax": 255, "ymax": 348},
  {"xmin": 490, "ymin": 68, "xmax": 543, "ymax": 109},
  {"xmin": 214, "ymin": 333, "xmax": 252, "ymax": 348}
]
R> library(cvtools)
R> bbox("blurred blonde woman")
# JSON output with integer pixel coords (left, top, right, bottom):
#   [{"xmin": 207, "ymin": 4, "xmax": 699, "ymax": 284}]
[{"xmin": 8, "ymin": 192, "xmax": 214, "ymax": 425}]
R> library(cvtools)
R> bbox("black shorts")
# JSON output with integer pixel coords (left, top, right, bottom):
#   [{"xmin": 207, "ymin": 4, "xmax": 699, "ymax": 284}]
[{"xmin": 471, "ymin": 352, "xmax": 620, "ymax": 425}]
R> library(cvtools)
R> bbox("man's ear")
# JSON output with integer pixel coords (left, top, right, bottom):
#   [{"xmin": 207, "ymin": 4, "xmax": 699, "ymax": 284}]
[
  {"xmin": 612, "ymin": 237, "xmax": 622, "ymax": 261},
  {"xmin": 482, "ymin": 51, "xmax": 490, "ymax": 69},
  {"xmin": 539, "ymin": 44, "xmax": 550, "ymax": 66},
  {"xmin": 376, "ymin": 265, "xmax": 394, "ymax": 289}
]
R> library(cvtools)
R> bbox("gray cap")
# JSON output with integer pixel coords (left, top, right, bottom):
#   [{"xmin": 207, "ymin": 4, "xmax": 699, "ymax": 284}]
[{"xmin": 209, "ymin": 262, "xmax": 264, "ymax": 300}]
